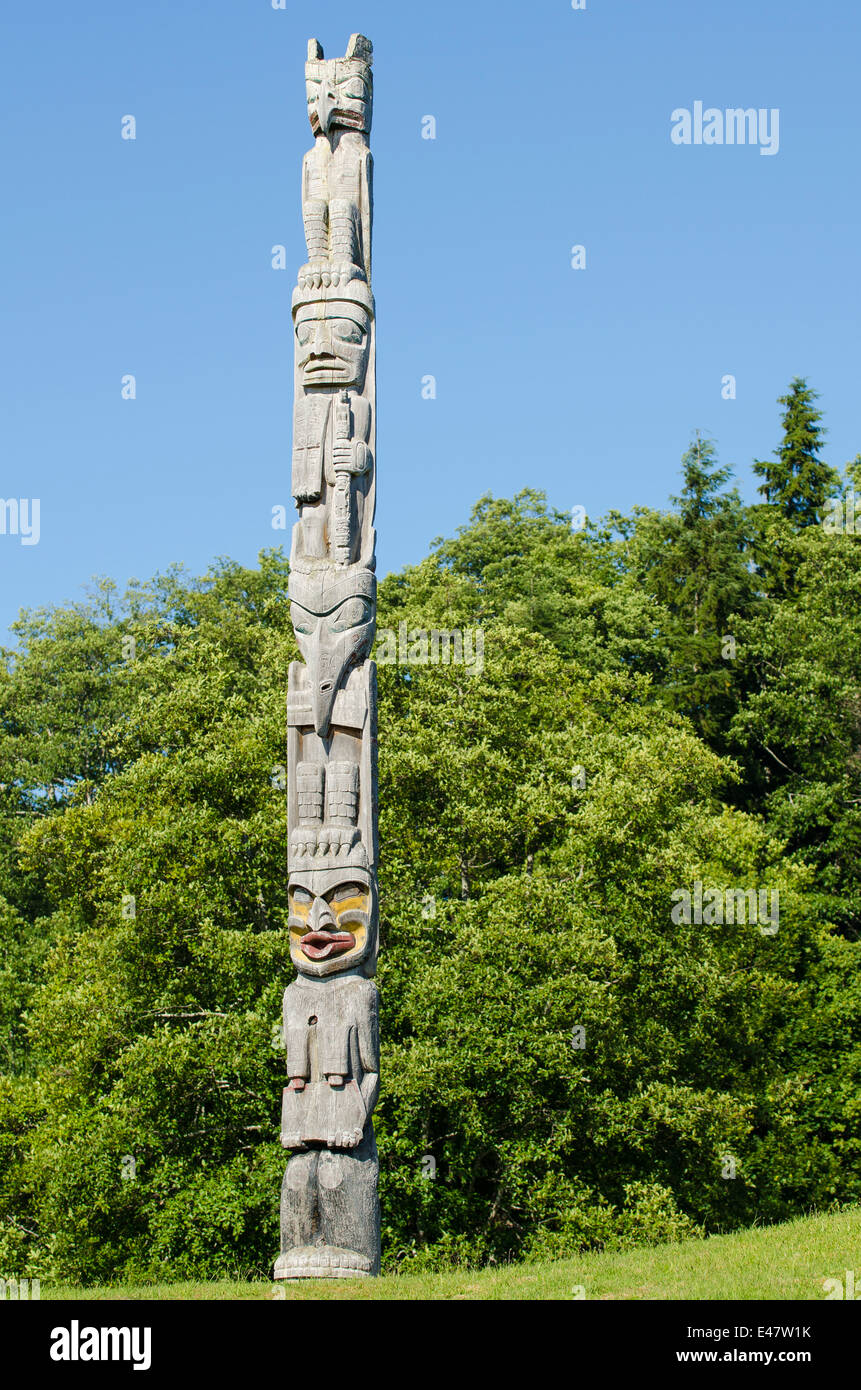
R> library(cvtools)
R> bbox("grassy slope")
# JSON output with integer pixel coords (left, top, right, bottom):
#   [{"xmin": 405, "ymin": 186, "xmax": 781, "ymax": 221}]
[{"xmin": 43, "ymin": 1207, "xmax": 861, "ymax": 1301}]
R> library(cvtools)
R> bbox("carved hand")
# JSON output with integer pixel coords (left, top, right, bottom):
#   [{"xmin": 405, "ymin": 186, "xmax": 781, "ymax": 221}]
[
  {"xmin": 332, "ymin": 439, "xmax": 354, "ymax": 469},
  {"xmin": 281, "ymin": 1133, "xmax": 308, "ymax": 1151},
  {"xmin": 332, "ymin": 440, "xmax": 370, "ymax": 474},
  {"xmin": 328, "ymin": 1126, "xmax": 364, "ymax": 1150}
]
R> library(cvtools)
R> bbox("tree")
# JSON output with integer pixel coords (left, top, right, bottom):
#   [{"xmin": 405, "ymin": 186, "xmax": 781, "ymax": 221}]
[
  {"xmin": 753, "ymin": 378, "xmax": 838, "ymax": 526},
  {"xmin": 626, "ymin": 435, "xmax": 756, "ymax": 743},
  {"xmin": 731, "ymin": 522, "xmax": 861, "ymax": 935},
  {"xmin": 380, "ymin": 490, "xmax": 672, "ymax": 683}
]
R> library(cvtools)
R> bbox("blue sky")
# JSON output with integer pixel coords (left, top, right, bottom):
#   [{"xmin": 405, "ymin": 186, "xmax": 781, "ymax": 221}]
[{"xmin": 1, "ymin": 0, "xmax": 859, "ymax": 639}]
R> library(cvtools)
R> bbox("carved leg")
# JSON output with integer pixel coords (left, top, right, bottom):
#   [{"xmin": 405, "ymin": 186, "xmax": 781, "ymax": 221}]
[
  {"xmin": 317, "ymin": 1127, "xmax": 380, "ymax": 1275},
  {"xmin": 303, "ymin": 198, "xmax": 329, "ymax": 263},
  {"xmin": 328, "ymin": 198, "xmax": 360, "ymax": 271},
  {"xmin": 275, "ymin": 1136, "xmax": 379, "ymax": 1279},
  {"xmin": 275, "ymin": 1148, "xmax": 319, "ymax": 1275},
  {"xmin": 299, "ymin": 502, "xmax": 327, "ymax": 560}
]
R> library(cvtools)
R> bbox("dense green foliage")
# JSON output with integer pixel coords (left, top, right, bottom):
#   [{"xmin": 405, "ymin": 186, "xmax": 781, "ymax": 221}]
[{"xmin": 1, "ymin": 378, "xmax": 859, "ymax": 1281}]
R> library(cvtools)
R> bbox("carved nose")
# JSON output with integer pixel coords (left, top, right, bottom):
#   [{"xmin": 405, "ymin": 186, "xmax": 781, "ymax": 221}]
[
  {"xmin": 309, "ymin": 325, "xmax": 330, "ymax": 356},
  {"xmin": 310, "ymin": 897, "xmax": 336, "ymax": 932}
]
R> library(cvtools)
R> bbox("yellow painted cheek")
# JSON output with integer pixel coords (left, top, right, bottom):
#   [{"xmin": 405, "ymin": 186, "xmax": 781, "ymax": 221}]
[
  {"xmin": 344, "ymin": 924, "xmax": 366, "ymax": 956},
  {"xmin": 288, "ymin": 901, "xmax": 310, "ymax": 943},
  {"xmin": 333, "ymin": 898, "xmax": 368, "ymax": 960}
]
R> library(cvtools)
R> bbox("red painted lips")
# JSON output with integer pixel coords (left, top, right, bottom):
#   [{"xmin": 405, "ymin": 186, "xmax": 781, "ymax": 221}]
[{"xmin": 300, "ymin": 930, "xmax": 356, "ymax": 961}]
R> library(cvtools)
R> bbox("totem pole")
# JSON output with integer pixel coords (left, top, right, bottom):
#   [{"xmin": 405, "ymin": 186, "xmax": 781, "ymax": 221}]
[{"xmin": 273, "ymin": 32, "xmax": 380, "ymax": 1281}]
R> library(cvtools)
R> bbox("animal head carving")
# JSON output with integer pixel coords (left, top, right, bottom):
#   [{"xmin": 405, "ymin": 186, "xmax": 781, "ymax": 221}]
[
  {"xmin": 305, "ymin": 34, "xmax": 373, "ymax": 138},
  {"xmin": 289, "ymin": 566, "xmax": 376, "ymax": 736}
]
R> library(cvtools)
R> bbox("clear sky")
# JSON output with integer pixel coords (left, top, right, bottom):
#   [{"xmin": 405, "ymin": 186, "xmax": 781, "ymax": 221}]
[{"xmin": 2, "ymin": 0, "xmax": 859, "ymax": 639}]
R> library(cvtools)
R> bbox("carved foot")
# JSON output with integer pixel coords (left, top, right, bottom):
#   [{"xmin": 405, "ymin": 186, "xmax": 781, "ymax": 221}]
[
  {"xmin": 297, "ymin": 262, "xmax": 366, "ymax": 292},
  {"xmin": 273, "ymin": 1245, "xmax": 372, "ymax": 1280}
]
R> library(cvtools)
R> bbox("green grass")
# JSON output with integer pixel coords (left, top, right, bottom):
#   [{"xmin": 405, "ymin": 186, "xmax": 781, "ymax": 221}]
[{"xmin": 41, "ymin": 1207, "xmax": 861, "ymax": 1300}]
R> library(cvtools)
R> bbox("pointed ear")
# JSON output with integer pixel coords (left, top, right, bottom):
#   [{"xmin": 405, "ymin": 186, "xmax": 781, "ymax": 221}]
[
  {"xmin": 345, "ymin": 33, "xmax": 373, "ymax": 64},
  {"xmin": 307, "ymin": 38, "xmax": 324, "ymax": 60}
]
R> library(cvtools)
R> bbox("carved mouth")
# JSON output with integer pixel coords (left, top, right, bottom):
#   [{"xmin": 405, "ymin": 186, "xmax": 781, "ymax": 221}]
[{"xmin": 300, "ymin": 930, "xmax": 355, "ymax": 961}]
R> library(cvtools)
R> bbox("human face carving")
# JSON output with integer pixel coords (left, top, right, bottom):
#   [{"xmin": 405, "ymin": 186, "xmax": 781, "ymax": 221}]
[
  {"xmin": 288, "ymin": 871, "xmax": 375, "ymax": 977},
  {"xmin": 295, "ymin": 303, "xmax": 370, "ymax": 389}
]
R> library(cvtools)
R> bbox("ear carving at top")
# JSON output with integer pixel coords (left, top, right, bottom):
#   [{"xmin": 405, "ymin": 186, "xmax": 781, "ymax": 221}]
[
  {"xmin": 308, "ymin": 39, "xmax": 324, "ymax": 60},
  {"xmin": 346, "ymin": 33, "xmax": 373, "ymax": 64}
]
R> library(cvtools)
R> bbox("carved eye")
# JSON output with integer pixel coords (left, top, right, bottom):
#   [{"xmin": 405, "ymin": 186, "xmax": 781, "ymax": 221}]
[
  {"xmin": 296, "ymin": 322, "xmax": 314, "ymax": 346},
  {"xmin": 291, "ymin": 887, "xmax": 313, "ymax": 904},
  {"xmin": 341, "ymin": 82, "xmax": 366, "ymax": 99},
  {"xmin": 290, "ymin": 603, "xmax": 316, "ymax": 635},
  {"xmin": 330, "ymin": 883, "xmax": 364, "ymax": 903},
  {"xmin": 329, "ymin": 597, "xmax": 371, "ymax": 633},
  {"xmin": 331, "ymin": 319, "xmax": 364, "ymax": 344}
]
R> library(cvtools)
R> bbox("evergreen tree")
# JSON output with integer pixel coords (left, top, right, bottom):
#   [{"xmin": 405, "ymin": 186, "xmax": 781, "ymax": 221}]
[
  {"xmin": 843, "ymin": 454, "xmax": 861, "ymax": 511},
  {"xmin": 630, "ymin": 434, "xmax": 756, "ymax": 743},
  {"xmin": 753, "ymin": 378, "xmax": 838, "ymax": 525},
  {"xmin": 731, "ymin": 520, "xmax": 861, "ymax": 934}
]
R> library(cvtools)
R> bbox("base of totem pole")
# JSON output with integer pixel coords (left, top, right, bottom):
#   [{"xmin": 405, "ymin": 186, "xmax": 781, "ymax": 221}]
[{"xmin": 273, "ymin": 1244, "xmax": 372, "ymax": 1280}]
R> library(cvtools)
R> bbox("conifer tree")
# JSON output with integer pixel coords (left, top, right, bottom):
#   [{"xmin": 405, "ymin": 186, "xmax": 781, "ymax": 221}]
[
  {"xmin": 635, "ymin": 434, "xmax": 755, "ymax": 742},
  {"xmin": 753, "ymin": 378, "xmax": 838, "ymax": 525}
]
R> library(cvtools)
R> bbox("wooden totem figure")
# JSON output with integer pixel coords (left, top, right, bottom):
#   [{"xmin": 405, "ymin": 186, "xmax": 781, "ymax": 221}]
[{"xmin": 273, "ymin": 32, "xmax": 380, "ymax": 1282}]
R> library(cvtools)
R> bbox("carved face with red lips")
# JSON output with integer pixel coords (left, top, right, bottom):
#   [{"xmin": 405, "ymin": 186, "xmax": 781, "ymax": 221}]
[{"xmin": 288, "ymin": 868, "xmax": 377, "ymax": 978}]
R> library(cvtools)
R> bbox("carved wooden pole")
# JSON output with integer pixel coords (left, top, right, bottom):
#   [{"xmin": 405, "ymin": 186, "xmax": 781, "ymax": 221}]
[{"xmin": 273, "ymin": 33, "xmax": 380, "ymax": 1281}]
